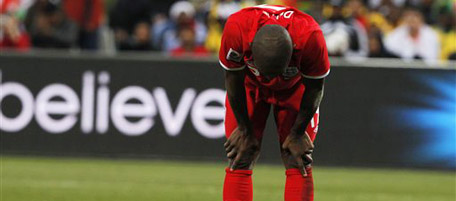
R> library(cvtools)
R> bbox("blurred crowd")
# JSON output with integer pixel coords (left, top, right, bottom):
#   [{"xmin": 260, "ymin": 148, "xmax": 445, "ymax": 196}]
[{"xmin": 1, "ymin": 0, "xmax": 455, "ymax": 63}]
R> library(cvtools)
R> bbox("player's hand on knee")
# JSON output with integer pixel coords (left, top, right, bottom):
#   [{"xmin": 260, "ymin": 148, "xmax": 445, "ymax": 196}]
[
  {"xmin": 282, "ymin": 133, "xmax": 314, "ymax": 177},
  {"xmin": 224, "ymin": 127, "xmax": 259, "ymax": 170},
  {"xmin": 224, "ymin": 127, "xmax": 254, "ymax": 159}
]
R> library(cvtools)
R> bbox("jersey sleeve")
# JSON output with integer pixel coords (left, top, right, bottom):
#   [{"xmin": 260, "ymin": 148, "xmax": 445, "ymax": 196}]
[
  {"xmin": 300, "ymin": 30, "xmax": 331, "ymax": 79},
  {"xmin": 218, "ymin": 17, "xmax": 246, "ymax": 71}
]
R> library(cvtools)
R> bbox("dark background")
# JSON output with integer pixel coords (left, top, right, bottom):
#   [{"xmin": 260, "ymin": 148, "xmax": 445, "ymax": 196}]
[{"xmin": 1, "ymin": 54, "xmax": 455, "ymax": 169}]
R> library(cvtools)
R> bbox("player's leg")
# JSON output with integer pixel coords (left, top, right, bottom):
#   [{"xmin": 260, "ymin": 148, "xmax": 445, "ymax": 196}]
[
  {"xmin": 223, "ymin": 89, "xmax": 271, "ymax": 201},
  {"xmin": 224, "ymin": 96, "xmax": 271, "ymax": 169},
  {"xmin": 274, "ymin": 104, "xmax": 319, "ymax": 201}
]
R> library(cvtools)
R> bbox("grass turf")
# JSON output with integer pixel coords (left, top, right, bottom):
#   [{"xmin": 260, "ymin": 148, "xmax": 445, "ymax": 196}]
[{"xmin": 1, "ymin": 156, "xmax": 455, "ymax": 201}]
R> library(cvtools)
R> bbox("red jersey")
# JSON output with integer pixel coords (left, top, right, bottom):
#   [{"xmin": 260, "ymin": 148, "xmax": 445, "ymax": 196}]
[
  {"xmin": 219, "ymin": 5, "xmax": 330, "ymax": 91},
  {"xmin": 171, "ymin": 46, "xmax": 210, "ymax": 57}
]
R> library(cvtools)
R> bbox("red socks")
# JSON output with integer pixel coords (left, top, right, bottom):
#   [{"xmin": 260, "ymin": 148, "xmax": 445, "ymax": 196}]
[
  {"xmin": 284, "ymin": 168, "xmax": 314, "ymax": 201},
  {"xmin": 223, "ymin": 168, "xmax": 253, "ymax": 201},
  {"xmin": 223, "ymin": 167, "xmax": 314, "ymax": 201}
]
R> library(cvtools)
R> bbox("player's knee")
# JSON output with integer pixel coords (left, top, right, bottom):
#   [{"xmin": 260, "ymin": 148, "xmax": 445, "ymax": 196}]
[
  {"xmin": 231, "ymin": 145, "xmax": 261, "ymax": 169},
  {"xmin": 281, "ymin": 152, "xmax": 313, "ymax": 169}
]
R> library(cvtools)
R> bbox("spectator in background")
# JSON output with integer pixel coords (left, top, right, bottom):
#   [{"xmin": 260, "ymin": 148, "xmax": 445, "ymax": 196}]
[
  {"xmin": 217, "ymin": 0, "xmax": 241, "ymax": 21},
  {"xmin": 204, "ymin": 0, "xmax": 241, "ymax": 52},
  {"xmin": 367, "ymin": 8, "xmax": 394, "ymax": 35},
  {"xmin": 109, "ymin": 0, "xmax": 152, "ymax": 51},
  {"xmin": 0, "ymin": 0, "xmax": 31, "ymax": 50},
  {"xmin": 418, "ymin": 0, "xmax": 436, "ymax": 24},
  {"xmin": 64, "ymin": 0, "xmax": 104, "ymax": 50},
  {"xmin": 240, "ymin": 0, "xmax": 258, "ymax": 7},
  {"xmin": 129, "ymin": 22, "xmax": 153, "ymax": 51},
  {"xmin": 375, "ymin": 0, "xmax": 403, "ymax": 27},
  {"xmin": 320, "ymin": 0, "xmax": 369, "ymax": 57},
  {"xmin": 434, "ymin": 1, "xmax": 455, "ymax": 61},
  {"xmin": 265, "ymin": 0, "xmax": 297, "ymax": 7},
  {"xmin": 384, "ymin": 7, "xmax": 440, "ymax": 64},
  {"xmin": 16, "ymin": 0, "xmax": 35, "ymax": 20},
  {"xmin": 171, "ymin": 25, "xmax": 209, "ymax": 57},
  {"xmin": 367, "ymin": 26, "xmax": 396, "ymax": 57},
  {"xmin": 25, "ymin": 0, "xmax": 78, "ymax": 49},
  {"xmin": 346, "ymin": 0, "xmax": 369, "ymax": 57},
  {"xmin": 153, "ymin": 1, "xmax": 207, "ymax": 52},
  {"xmin": 347, "ymin": 0, "xmax": 369, "ymax": 30},
  {"xmin": 365, "ymin": 0, "xmax": 396, "ymax": 58}
]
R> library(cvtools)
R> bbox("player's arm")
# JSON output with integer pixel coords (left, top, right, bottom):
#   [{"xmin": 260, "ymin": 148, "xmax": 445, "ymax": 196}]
[
  {"xmin": 219, "ymin": 17, "xmax": 252, "ymax": 133},
  {"xmin": 282, "ymin": 29, "xmax": 330, "ymax": 176},
  {"xmin": 219, "ymin": 17, "xmax": 258, "ymax": 170},
  {"xmin": 224, "ymin": 69, "xmax": 260, "ymax": 170},
  {"xmin": 291, "ymin": 77, "xmax": 324, "ymax": 137},
  {"xmin": 290, "ymin": 29, "xmax": 329, "ymax": 139},
  {"xmin": 225, "ymin": 70, "xmax": 252, "ymax": 134},
  {"xmin": 224, "ymin": 68, "xmax": 259, "ymax": 170},
  {"xmin": 282, "ymin": 77, "xmax": 324, "ymax": 176}
]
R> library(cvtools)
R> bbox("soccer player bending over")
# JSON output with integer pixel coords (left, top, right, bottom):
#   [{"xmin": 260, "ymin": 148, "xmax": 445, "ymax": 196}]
[{"xmin": 219, "ymin": 5, "xmax": 330, "ymax": 201}]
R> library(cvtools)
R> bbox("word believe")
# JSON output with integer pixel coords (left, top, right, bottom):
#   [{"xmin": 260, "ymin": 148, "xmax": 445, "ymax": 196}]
[{"xmin": 0, "ymin": 71, "xmax": 226, "ymax": 139}]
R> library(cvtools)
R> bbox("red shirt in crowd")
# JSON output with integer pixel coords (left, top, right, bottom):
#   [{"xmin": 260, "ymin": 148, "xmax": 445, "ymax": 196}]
[
  {"xmin": 64, "ymin": 0, "xmax": 104, "ymax": 31},
  {"xmin": 171, "ymin": 46, "xmax": 210, "ymax": 57}
]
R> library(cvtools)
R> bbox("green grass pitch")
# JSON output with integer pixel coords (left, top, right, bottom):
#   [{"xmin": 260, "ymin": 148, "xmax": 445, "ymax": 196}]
[{"xmin": 1, "ymin": 156, "xmax": 455, "ymax": 201}]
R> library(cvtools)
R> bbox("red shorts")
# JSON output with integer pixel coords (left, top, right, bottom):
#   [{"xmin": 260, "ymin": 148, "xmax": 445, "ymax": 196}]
[{"xmin": 225, "ymin": 82, "xmax": 319, "ymax": 143}]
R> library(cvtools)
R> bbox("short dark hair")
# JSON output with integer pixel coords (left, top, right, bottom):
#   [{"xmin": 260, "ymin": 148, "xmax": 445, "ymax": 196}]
[{"xmin": 251, "ymin": 25, "xmax": 293, "ymax": 75}]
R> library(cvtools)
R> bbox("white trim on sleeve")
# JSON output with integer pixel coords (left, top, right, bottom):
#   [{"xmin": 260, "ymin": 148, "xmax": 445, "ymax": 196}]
[
  {"xmin": 219, "ymin": 60, "xmax": 246, "ymax": 71},
  {"xmin": 301, "ymin": 69, "xmax": 330, "ymax": 79}
]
